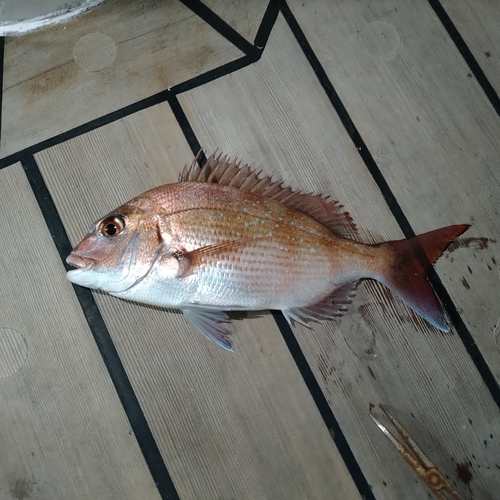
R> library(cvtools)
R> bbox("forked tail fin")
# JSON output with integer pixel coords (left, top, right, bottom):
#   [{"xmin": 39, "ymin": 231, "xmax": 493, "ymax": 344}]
[{"xmin": 377, "ymin": 224, "xmax": 469, "ymax": 331}]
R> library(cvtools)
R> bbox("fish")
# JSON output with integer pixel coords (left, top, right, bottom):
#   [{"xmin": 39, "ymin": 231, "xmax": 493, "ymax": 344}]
[{"xmin": 66, "ymin": 151, "xmax": 469, "ymax": 351}]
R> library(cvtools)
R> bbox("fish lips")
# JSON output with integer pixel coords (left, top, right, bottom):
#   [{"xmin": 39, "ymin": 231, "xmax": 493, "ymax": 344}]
[
  {"xmin": 66, "ymin": 253, "xmax": 93, "ymax": 270},
  {"xmin": 66, "ymin": 252, "xmax": 138, "ymax": 292},
  {"xmin": 66, "ymin": 253, "xmax": 97, "ymax": 286}
]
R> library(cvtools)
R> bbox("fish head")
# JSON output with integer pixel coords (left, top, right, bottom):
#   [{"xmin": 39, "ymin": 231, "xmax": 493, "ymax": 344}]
[{"xmin": 66, "ymin": 202, "xmax": 164, "ymax": 293}]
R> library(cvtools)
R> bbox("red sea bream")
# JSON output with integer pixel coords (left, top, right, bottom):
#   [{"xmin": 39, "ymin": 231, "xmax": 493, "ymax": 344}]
[{"xmin": 66, "ymin": 152, "xmax": 469, "ymax": 350}]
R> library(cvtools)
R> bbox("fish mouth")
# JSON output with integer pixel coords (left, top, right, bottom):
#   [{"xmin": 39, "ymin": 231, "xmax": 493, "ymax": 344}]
[{"xmin": 66, "ymin": 253, "xmax": 94, "ymax": 270}]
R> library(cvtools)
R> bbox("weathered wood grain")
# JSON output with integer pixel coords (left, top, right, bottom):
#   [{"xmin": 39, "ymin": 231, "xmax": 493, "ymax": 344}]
[
  {"xmin": 441, "ymin": 0, "xmax": 500, "ymax": 96},
  {"xmin": 36, "ymin": 103, "xmax": 361, "ymax": 500},
  {"xmin": 202, "ymin": 0, "xmax": 269, "ymax": 43},
  {"xmin": 0, "ymin": 164, "xmax": 160, "ymax": 500},
  {"xmin": 288, "ymin": 0, "xmax": 500, "ymax": 384},
  {"xmin": 178, "ymin": 14, "xmax": 500, "ymax": 499},
  {"xmin": 1, "ymin": 0, "xmax": 242, "ymax": 159}
]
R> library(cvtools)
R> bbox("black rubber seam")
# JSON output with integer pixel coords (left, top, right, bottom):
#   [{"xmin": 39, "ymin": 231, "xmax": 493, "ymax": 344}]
[
  {"xmin": 428, "ymin": 0, "xmax": 500, "ymax": 116},
  {"xmin": 0, "ymin": 54, "xmax": 257, "ymax": 171},
  {"xmin": 0, "ymin": 2, "xmax": 283, "ymax": 170},
  {"xmin": 170, "ymin": 90, "xmax": 376, "ymax": 500},
  {"xmin": 20, "ymin": 155, "xmax": 180, "ymax": 500},
  {"xmin": 254, "ymin": 0, "xmax": 281, "ymax": 49},
  {"xmin": 0, "ymin": 37, "xmax": 5, "ymax": 149},
  {"xmin": 170, "ymin": 6, "xmax": 375, "ymax": 498},
  {"xmin": 179, "ymin": 0, "xmax": 259, "ymax": 58},
  {"xmin": 279, "ymin": 0, "xmax": 500, "ymax": 410},
  {"xmin": 273, "ymin": 315, "xmax": 376, "ymax": 500}
]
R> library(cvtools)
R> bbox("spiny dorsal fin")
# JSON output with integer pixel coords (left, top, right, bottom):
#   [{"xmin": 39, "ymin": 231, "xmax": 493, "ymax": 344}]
[{"xmin": 179, "ymin": 150, "xmax": 358, "ymax": 239}]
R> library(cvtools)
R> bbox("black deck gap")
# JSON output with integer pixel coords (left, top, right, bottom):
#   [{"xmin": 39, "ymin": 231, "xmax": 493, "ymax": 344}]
[
  {"xmin": 179, "ymin": 0, "xmax": 259, "ymax": 58},
  {"xmin": 21, "ymin": 155, "xmax": 180, "ymax": 500},
  {"xmin": 428, "ymin": 0, "xmax": 500, "ymax": 116},
  {"xmin": 0, "ymin": 37, "xmax": 5, "ymax": 148},
  {"xmin": 280, "ymin": 1, "xmax": 500, "ymax": 409},
  {"xmin": 0, "ymin": 55, "xmax": 258, "ymax": 171},
  {"xmin": 169, "ymin": 96, "xmax": 203, "ymax": 159},
  {"xmin": 171, "ymin": 99, "xmax": 376, "ymax": 500},
  {"xmin": 273, "ymin": 314, "xmax": 377, "ymax": 500},
  {"xmin": 254, "ymin": 0, "xmax": 281, "ymax": 49}
]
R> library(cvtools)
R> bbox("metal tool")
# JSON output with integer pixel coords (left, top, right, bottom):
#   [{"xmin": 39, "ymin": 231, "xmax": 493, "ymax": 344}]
[{"xmin": 370, "ymin": 404, "xmax": 463, "ymax": 500}]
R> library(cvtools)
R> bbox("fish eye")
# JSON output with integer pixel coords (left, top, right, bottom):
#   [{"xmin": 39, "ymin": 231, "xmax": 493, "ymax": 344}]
[{"xmin": 99, "ymin": 215, "xmax": 125, "ymax": 238}]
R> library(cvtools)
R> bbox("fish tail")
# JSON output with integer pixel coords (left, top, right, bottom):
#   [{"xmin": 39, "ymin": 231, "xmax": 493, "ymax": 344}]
[{"xmin": 376, "ymin": 224, "xmax": 469, "ymax": 331}]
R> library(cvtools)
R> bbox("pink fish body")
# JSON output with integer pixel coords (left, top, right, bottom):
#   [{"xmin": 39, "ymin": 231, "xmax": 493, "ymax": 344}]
[{"xmin": 67, "ymin": 152, "xmax": 468, "ymax": 350}]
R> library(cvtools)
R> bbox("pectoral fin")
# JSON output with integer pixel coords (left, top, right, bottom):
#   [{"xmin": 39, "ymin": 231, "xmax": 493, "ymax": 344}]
[
  {"xmin": 176, "ymin": 240, "xmax": 252, "ymax": 278},
  {"xmin": 181, "ymin": 308, "xmax": 233, "ymax": 351}
]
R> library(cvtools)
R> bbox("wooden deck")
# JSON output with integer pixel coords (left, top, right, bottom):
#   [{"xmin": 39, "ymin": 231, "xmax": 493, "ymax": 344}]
[{"xmin": 1, "ymin": 1, "xmax": 499, "ymax": 499}]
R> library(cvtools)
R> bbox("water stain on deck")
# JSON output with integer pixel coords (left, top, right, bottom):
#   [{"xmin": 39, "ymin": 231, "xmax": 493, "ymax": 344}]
[
  {"xmin": 318, "ymin": 353, "xmax": 335, "ymax": 382},
  {"xmin": 10, "ymin": 478, "xmax": 35, "ymax": 499},
  {"xmin": 461, "ymin": 277, "xmax": 471, "ymax": 290},
  {"xmin": 447, "ymin": 237, "xmax": 496, "ymax": 253},
  {"xmin": 455, "ymin": 460, "xmax": 473, "ymax": 486}
]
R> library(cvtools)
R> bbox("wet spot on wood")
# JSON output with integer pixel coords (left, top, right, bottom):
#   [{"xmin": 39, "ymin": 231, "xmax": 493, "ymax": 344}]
[
  {"xmin": 318, "ymin": 354, "xmax": 335, "ymax": 382},
  {"xmin": 447, "ymin": 237, "xmax": 496, "ymax": 253},
  {"xmin": 455, "ymin": 461, "xmax": 473, "ymax": 485},
  {"xmin": 10, "ymin": 478, "xmax": 35, "ymax": 499},
  {"xmin": 28, "ymin": 64, "xmax": 78, "ymax": 105}
]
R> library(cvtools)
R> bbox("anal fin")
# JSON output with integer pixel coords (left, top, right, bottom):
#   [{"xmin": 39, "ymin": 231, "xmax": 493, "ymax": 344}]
[
  {"xmin": 182, "ymin": 308, "xmax": 233, "ymax": 351},
  {"xmin": 282, "ymin": 281, "xmax": 359, "ymax": 327}
]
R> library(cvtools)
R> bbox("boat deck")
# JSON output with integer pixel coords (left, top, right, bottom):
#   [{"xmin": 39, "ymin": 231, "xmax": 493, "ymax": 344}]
[{"xmin": 1, "ymin": 1, "xmax": 499, "ymax": 499}]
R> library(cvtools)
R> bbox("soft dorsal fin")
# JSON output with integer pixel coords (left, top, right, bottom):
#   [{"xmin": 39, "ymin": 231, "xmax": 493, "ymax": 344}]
[{"xmin": 179, "ymin": 150, "xmax": 358, "ymax": 239}]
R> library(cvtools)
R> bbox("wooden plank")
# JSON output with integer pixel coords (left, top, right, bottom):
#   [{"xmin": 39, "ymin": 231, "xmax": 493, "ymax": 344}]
[
  {"xmin": 0, "ymin": 164, "xmax": 160, "ymax": 500},
  {"xmin": 203, "ymin": 0, "xmax": 269, "ymax": 43},
  {"xmin": 288, "ymin": 0, "xmax": 500, "ymax": 382},
  {"xmin": 36, "ymin": 103, "xmax": 362, "ymax": 500},
  {"xmin": 440, "ymin": 0, "xmax": 500, "ymax": 96},
  {"xmin": 178, "ymin": 14, "xmax": 500, "ymax": 499},
  {"xmin": 1, "ymin": 0, "xmax": 242, "ymax": 159}
]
